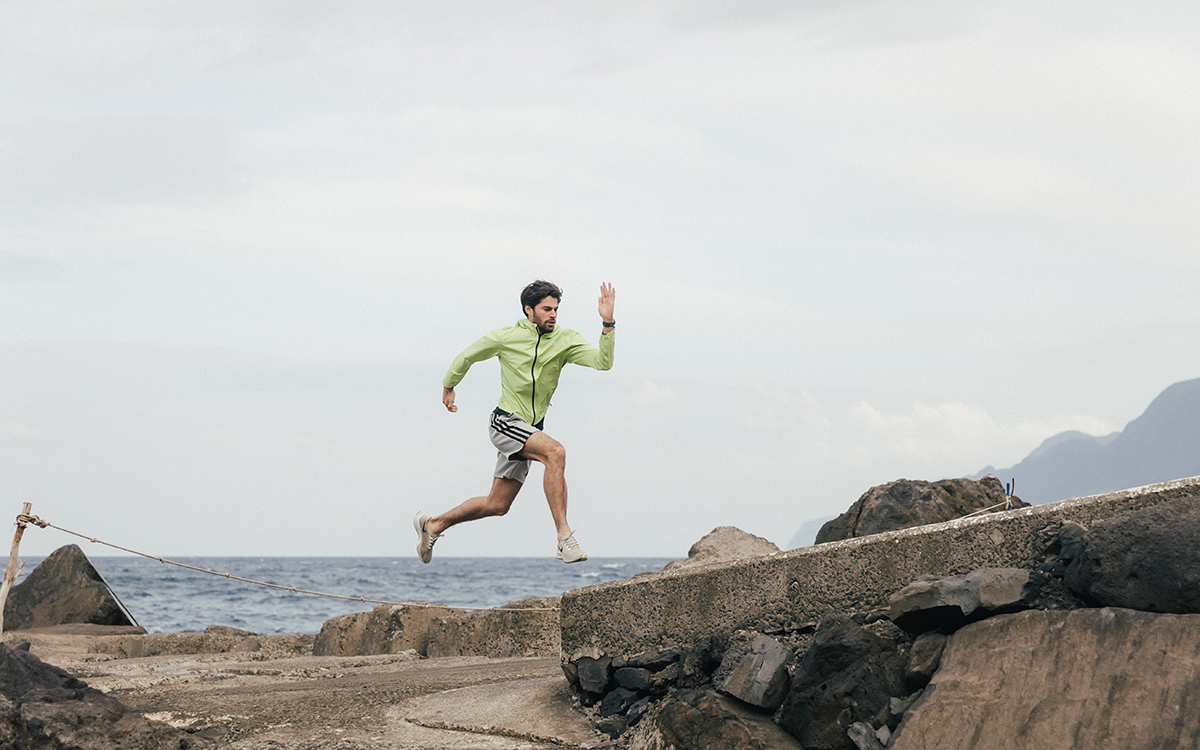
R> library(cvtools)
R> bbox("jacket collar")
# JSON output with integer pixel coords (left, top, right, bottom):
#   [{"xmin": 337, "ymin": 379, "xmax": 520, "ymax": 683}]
[{"xmin": 516, "ymin": 318, "xmax": 559, "ymax": 337}]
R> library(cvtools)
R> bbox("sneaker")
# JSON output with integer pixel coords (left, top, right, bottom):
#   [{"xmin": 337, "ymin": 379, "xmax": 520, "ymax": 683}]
[
  {"xmin": 557, "ymin": 531, "xmax": 587, "ymax": 563},
  {"xmin": 414, "ymin": 512, "xmax": 441, "ymax": 564}
]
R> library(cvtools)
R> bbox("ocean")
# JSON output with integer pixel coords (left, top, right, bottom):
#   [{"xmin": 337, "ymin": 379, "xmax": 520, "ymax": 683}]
[{"xmin": 20, "ymin": 555, "xmax": 674, "ymax": 635}]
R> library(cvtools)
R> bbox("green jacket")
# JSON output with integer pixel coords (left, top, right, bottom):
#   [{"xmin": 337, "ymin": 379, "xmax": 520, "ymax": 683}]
[{"xmin": 443, "ymin": 319, "xmax": 615, "ymax": 425}]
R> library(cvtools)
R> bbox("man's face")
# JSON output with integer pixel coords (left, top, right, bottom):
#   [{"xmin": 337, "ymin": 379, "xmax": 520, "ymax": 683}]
[{"xmin": 525, "ymin": 296, "xmax": 559, "ymax": 333}]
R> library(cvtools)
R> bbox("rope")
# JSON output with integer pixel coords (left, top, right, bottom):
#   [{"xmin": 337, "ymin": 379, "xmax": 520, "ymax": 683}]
[
  {"xmin": 960, "ymin": 500, "xmax": 1013, "ymax": 518},
  {"xmin": 16, "ymin": 514, "xmax": 559, "ymax": 613}
]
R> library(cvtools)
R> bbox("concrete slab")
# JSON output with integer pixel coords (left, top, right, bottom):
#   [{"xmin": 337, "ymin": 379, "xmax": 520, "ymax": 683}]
[
  {"xmin": 395, "ymin": 675, "xmax": 605, "ymax": 747},
  {"xmin": 561, "ymin": 476, "xmax": 1200, "ymax": 660}
]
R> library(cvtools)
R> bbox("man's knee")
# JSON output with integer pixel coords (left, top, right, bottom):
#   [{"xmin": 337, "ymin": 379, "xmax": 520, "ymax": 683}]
[{"xmin": 544, "ymin": 440, "xmax": 566, "ymax": 467}]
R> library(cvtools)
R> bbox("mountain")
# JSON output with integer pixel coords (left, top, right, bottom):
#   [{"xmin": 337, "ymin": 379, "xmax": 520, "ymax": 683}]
[{"xmin": 978, "ymin": 377, "xmax": 1200, "ymax": 504}]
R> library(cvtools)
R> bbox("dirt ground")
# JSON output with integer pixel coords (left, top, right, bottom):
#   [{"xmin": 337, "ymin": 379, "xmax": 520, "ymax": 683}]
[{"xmin": 8, "ymin": 629, "xmax": 609, "ymax": 750}]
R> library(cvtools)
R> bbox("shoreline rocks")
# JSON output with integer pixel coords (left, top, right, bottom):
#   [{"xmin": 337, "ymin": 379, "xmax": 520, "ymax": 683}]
[{"xmin": 3, "ymin": 544, "xmax": 135, "ymax": 630}]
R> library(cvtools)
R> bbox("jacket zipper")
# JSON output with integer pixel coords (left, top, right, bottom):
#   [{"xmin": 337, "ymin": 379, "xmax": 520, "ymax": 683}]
[{"xmin": 530, "ymin": 331, "xmax": 544, "ymax": 424}]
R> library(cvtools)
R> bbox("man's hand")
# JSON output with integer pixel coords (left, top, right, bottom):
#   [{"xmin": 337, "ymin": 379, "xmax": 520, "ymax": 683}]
[
  {"xmin": 442, "ymin": 386, "xmax": 458, "ymax": 413},
  {"xmin": 598, "ymin": 282, "xmax": 616, "ymax": 328}
]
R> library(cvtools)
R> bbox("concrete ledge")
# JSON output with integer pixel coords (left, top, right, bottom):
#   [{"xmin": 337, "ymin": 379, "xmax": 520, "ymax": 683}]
[
  {"xmin": 561, "ymin": 476, "xmax": 1200, "ymax": 660},
  {"xmin": 427, "ymin": 597, "xmax": 560, "ymax": 658}
]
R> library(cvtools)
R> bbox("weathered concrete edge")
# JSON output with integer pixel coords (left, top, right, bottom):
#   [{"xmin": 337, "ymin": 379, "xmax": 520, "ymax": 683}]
[{"xmin": 560, "ymin": 476, "xmax": 1200, "ymax": 660}]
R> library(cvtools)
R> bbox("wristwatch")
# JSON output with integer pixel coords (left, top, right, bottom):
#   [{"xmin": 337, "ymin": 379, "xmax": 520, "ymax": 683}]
[{"xmin": 602, "ymin": 320, "xmax": 616, "ymax": 328}]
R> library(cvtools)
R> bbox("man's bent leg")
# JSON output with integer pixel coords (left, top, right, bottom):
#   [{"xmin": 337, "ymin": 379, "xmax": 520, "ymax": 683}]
[
  {"xmin": 427, "ymin": 477, "xmax": 523, "ymax": 535},
  {"xmin": 518, "ymin": 431, "xmax": 571, "ymax": 539}
]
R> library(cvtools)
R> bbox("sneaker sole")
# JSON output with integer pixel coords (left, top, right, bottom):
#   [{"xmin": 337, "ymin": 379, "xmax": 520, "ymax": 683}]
[{"xmin": 414, "ymin": 513, "xmax": 433, "ymax": 564}]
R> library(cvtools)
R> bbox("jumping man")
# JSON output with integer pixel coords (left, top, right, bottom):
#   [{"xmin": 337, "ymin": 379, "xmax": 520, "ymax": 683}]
[{"xmin": 414, "ymin": 280, "xmax": 616, "ymax": 563}]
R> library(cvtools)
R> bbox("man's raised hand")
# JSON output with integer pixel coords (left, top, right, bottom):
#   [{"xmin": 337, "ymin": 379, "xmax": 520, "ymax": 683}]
[{"xmin": 598, "ymin": 282, "xmax": 616, "ymax": 324}]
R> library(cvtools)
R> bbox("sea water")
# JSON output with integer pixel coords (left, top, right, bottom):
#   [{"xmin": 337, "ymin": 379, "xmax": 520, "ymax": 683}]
[{"xmin": 19, "ymin": 556, "xmax": 674, "ymax": 635}]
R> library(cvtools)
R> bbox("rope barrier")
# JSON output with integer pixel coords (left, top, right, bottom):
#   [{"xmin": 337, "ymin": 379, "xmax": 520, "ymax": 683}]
[
  {"xmin": 16, "ymin": 513, "xmax": 559, "ymax": 613},
  {"xmin": 960, "ymin": 500, "xmax": 1014, "ymax": 518}
]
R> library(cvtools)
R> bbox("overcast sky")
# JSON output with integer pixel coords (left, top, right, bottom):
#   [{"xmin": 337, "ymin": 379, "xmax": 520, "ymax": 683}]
[{"xmin": 4, "ymin": 1, "xmax": 1200, "ymax": 560}]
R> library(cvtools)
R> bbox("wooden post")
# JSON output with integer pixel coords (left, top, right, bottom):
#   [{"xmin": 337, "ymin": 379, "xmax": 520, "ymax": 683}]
[{"xmin": 0, "ymin": 503, "xmax": 33, "ymax": 636}]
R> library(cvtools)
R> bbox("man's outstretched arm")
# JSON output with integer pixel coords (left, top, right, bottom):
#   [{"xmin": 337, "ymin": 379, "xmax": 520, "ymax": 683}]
[
  {"xmin": 598, "ymin": 282, "xmax": 616, "ymax": 334},
  {"xmin": 441, "ymin": 329, "xmax": 505, "ymax": 413}
]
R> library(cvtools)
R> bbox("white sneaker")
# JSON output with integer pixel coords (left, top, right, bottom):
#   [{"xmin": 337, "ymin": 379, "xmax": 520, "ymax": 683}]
[
  {"xmin": 557, "ymin": 531, "xmax": 587, "ymax": 563},
  {"xmin": 414, "ymin": 512, "xmax": 440, "ymax": 564}
]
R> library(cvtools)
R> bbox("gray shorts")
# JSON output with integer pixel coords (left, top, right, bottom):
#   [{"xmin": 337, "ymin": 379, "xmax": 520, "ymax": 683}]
[{"xmin": 489, "ymin": 409, "xmax": 544, "ymax": 484}]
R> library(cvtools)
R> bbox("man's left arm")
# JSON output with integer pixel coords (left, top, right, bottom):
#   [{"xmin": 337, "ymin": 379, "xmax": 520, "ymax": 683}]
[{"xmin": 566, "ymin": 282, "xmax": 616, "ymax": 370}]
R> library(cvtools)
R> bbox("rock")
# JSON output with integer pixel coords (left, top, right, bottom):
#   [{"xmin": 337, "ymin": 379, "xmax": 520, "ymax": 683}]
[
  {"xmin": 0, "ymin": 643, "xmax": 210, "ymax": 748},
  {"xmin": 717, "ymin": 633, "xmax": 792, "ymax": 711},
  {"xmin": 1065, "ymin": 496, "xmax": 1200, "ymax": 613},
  {"xmin": 627, "ymin": 696, "xmax": 652, "ymax": 726},
  {"xmin": 204, "ymin": 624, "xmax": 256, "ymax": 636},
  {"xmin": 628, "ymin": 647, "xmax": 684, "ymax": 670},
  {"xmin": 624, "ymin": 689, "xmax": 804, "ymax": 750},
  {"xmin": 90, "ymin": 631, "xmax": 314, "ymax": 659},
  {"xmin": 576, "ymin": 655, "xmax": 613, "ymax": 694},
  {"xmin": 426, "ymin": 596, "xmax": 560, "ymax": 657},
  {"xmin": 312, "ymin": 601, "xmax": 453, "ymax": 656},
  {"xmin": 1058, "ymin": 521, "xmax": 1087, "ymax": 561},
  {"xmin": 3, "ymin": 544, "xmax": 134, "ymax": 630},
  {"xmin": 848, "ymin": 721, "xmax": 885, "ymax": 750},
  {"xmin": 595, "ymin": 717, "xmax": 627, "ymax": 738},
  {"xmin": 599, "ymin": 686, "xmax": 641, "ymax": 717},
  {"xmin": 775, "ymin": 614, "xmax": 907, "ymax": 750},
  {"xmin": 663, "ymin": 526, "xmax": 780, "ymax": 571},
  {"xmin": 904, "ymin": 631, "xmax": 947, "ymax": 690},
  {"xmin": 891, "ymin": 608, "xmax": 1200, "ymax": 750},
  {"xmin": 887, "ymin": 568, "xmax": 1037, "ymax": 634},
  {"xmin": 816, "ymin": 475, "xmax": 1029, "ymax": 543},
  {"xmin": 616, "ymin": 667, "xmax": 652, "ymax": 691}
]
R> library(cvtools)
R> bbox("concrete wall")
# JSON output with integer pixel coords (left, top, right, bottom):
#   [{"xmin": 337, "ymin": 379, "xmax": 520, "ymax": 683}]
[{"xmin": 561, "ymin": 476, "xmax": 1200, "ymax": 660}]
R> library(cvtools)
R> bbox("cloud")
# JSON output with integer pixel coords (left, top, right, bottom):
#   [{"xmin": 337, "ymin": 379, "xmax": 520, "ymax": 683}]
[
  {"xmin": 0, "ymin": 118, "xmax": 246, "ymax": 209},
  {"xmin": 630, "ymin": 380, "xmax": 674, "ymax": 406},
  {"xmin": 0, "ymin": 253, "xmax": 64, "ymax": 281}
]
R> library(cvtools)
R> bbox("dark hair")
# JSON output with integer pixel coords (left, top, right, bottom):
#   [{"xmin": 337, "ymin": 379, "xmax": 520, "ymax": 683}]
[{"xmin": 520, "ymin": 280, "xmax": 562, "ymax": 314}]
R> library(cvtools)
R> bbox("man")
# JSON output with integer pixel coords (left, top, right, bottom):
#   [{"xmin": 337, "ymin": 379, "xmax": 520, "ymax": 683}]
[{"xmin": 414, "ymin": 280, "xmax": 616, "ymax": 564}]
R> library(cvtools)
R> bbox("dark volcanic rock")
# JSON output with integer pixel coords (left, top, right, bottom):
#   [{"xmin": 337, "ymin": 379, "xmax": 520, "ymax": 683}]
[
  {"xmin": 576, "ymin": 655, "xmax": 613, "ymax": 694},
  {"xmin": 775, "ymin": 614, "xmax": 907, "ymax": 750},
  {"xmin": 0, "ymin": 643, "xmax": 209, "ymax": 748},
  {"xmin": 817, "ymin": 475, "xmax": 1028, "ymax": 543},
  {"xmin": 1065, "ymin": 496, "xmax": 1200, "ymax": 613},
  {"xmin": 887, "ymin": 568, "xmax": 1038, "ymax": 634},
  {"xmin": 626, "ymin": 689, "xmax": 804, "ymax": 750},
  {"xmin": 3, "ymin": 544, "xmax": 134, "ymax": 630},
  {"xmin": 663, "ymin": 526, "xmax": 780, "ymax": 571},
  {"xmin": 717, "ymin": 633, "xmax": 792, "ymax": 711}
]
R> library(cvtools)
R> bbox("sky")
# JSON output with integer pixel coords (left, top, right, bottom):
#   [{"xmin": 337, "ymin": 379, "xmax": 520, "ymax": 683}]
[{"xmin": 4, "ymin": 1, "xmax": 1200, "ymax": 560}]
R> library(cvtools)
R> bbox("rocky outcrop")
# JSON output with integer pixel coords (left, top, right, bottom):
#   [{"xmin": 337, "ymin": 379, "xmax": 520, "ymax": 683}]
[
  {"xmin": 3, "ymin": 544, "xmax": 134, "ymax": 630},
  {"xmin": 427, "ymin": 597, "xmax": 560, "ymax": 658},
  {"xmin": 91, "ymin": 631, "xmax": 314, "ymax": 659},
  {"xmin": 887, "ymin": 568, "xmax": 1038, "ymax": 634},
  {"xmin": 313, "ymin": 602, "xmax": 452, "ymax": 657},
  {"xmin": 775, "ymin": 615, "xmax": 908, "ymax": 750},
  {"xmin": 1065, "ymin": 495, "xmax": 1200, "ymax": 613},
  {"xmin": 816, "ymin": 476, "xmax": 1027, "ymax": 543},
  {"xmin": 625, "ymin": 689, "xmax": 804, "ymax": 750},
  {"xmin": 891, "ymin": 608, "xmax": 1200, "ymax": 749},
  {"xmin": 663, "ymin": 526, "xmax": 780, "ymax": 571},
  {"xmin": 0, "ymin": 642, "xmax": 210, "ymax": 748},
  {"xmin": 313, "ymin": 597, "xmax": 559, "ymax": 658}
]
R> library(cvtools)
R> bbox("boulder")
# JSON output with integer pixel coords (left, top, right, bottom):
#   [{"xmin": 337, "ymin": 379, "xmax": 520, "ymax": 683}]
[
  {"xmin": 624, "ymin": 689, "xmax": 804, "ymax": 750},
  {"xmin": 717, "ymin": 633, "xmax": 792, "ymax": 711},
  {"xmin": 426, "ymin": 596, "xmax": 560, "ymax": 658},
  {"xmin": 312, "ymin": 602, "xmax": 453, "ymax": 656},
  {"xmin": 0, "ymin": 643, "xmax": 210, "ymax": 748},
  {"xmin": 891, "ymin": 608, "xmax": 1200, "ymax": 750},
  {"xmin": 816, "ymin": 475, "xmax": 1028, "ymax": 543},
  {"xmin": 663, "ymin": 526, "xmax": 780, "ymax": 572},
  {"xmin": 1065, "ymin": 496, "xmax": 1200, "ymax": 613},
  {"xmin": 904, "ymin": 631, "xmax": 947, "ymax": 690},
  {"xmin": 887, "ymin": 568, "xmax": 1037, "ymax": 634},
  {"xmin": 3, "ymin": 544, "xmax": 134, "ymax": 630},
  {"xmin": 775, "ymin": 614, "xmax": 907, "ymax": 750}
]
